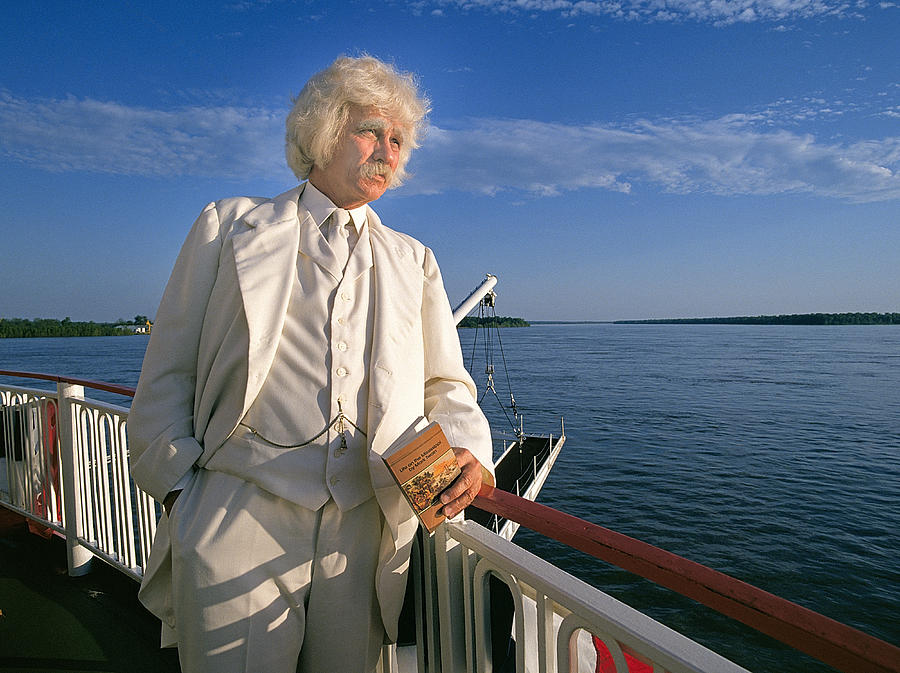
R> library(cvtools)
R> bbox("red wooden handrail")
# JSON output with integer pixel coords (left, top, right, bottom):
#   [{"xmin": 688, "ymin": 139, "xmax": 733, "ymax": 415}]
[
  {"xmin": 472, "ymin": 485, "xmax": 900, "ymax": 673},
  {"xmin": 0, "ymin": 370, "xmax": 136, "ymax": 398}
]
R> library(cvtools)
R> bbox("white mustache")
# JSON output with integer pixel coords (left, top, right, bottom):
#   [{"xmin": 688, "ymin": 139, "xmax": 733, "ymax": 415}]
[{"xmin": 359, "ymin": 161, "xmax": 393, "ymax": 182}]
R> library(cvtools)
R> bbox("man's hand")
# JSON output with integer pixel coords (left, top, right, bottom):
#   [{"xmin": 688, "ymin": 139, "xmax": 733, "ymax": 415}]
[{"xmin": 439, "ymin": 447, "xmax": 491, "ymax": 519}]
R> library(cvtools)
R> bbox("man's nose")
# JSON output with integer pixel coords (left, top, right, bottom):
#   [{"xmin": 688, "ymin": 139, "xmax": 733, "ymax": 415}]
[{"xmin": 372, "ymin": 136, "xmax": 397, "ymax": 163}]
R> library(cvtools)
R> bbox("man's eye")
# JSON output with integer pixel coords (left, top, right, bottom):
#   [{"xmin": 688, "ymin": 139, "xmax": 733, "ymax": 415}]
[{"xmin": 391, "ymin": 137, "xmax": 401, "ymax": 148}]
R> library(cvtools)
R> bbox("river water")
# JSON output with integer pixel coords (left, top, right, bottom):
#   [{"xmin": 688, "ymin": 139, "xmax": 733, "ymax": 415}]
[{"xmin": 2, "ymin": 324, "xmax": 898, "ymax": 673}]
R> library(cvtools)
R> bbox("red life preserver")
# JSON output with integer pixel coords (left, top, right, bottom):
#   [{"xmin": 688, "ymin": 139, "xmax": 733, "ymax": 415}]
[
  {"xmin": 28, "ymin": 399, "xmax": 62, "ymax": 539},
  {"xmin": 593, "ymin": 635, "xmax": 653, "ymax": 673}
]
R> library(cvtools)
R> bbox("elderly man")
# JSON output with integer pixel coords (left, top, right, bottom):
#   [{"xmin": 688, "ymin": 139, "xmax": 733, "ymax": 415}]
[{"xmin": 128, "ymin": 55, "xmax": 493, "ymax": 673}]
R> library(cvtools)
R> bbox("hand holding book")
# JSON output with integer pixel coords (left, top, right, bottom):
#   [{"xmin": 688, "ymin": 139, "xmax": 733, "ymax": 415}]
[
  {"xmin": 438, "ymin": 446, "xmax": 486, "ymax": 519},
  {"xmin": 382, "ymin": 420, "xmax": 493, "ymax": 532}
]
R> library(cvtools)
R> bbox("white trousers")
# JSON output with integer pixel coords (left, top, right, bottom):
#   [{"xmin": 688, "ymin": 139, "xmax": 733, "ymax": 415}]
[{"xmin": 168, "ymin": 468, "xmax": 385, "ymax": 673}]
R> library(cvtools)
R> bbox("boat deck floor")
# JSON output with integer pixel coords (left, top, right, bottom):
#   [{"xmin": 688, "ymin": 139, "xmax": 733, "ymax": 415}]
[{"xmin": 0, "ymin": 508, "xmax": 180, "ymax": 673}]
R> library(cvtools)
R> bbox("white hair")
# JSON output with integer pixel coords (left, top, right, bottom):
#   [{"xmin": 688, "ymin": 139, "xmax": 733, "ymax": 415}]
[{"xmin": 285, "ymin": 56, "xmax": 430, "ymax": 187}]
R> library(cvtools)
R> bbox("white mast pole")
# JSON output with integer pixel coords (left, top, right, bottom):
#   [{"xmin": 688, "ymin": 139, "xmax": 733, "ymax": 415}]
[{"xmin": 452, "ymin": 274, "xmax": 498, "ymax": 325}]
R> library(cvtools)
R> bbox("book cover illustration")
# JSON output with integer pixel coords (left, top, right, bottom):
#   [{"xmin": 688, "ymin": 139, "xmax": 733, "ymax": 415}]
[{"xmin": 383, "ymin": 421, "xmax": 461, "ymax": 532}]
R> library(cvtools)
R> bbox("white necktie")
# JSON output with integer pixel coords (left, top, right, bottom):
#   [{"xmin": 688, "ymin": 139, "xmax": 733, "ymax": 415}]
[{"xmin": 327, "ymin": 209, "xmax": 351, "ymax": 272}]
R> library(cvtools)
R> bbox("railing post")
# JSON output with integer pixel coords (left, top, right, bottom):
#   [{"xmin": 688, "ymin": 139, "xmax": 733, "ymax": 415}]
[
  {"xmin": 434, "ymin": 523, "xmax": 470, "ymax": 673},
  {"xmin": 57, "ymin": 381, "xmax": 92, "ymax": 576}
]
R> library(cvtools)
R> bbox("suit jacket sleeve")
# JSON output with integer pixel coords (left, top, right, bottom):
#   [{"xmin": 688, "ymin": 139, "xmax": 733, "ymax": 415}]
[
  {"xmin": 420, "ymin": 247, "xmax": 494, "ymax": 475},
  {"xmin": 128, "ymin": 202, "xmax": 225, "ymax": 501}
]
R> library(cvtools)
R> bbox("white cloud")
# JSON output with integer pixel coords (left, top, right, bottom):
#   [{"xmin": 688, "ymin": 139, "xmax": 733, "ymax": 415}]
[
  {"xmin": 405, "ymin": 115, "xmax": 900, "ymax": 202},
  {"xmin": 1, "ymin": 90, "xmax": 898, "ymax": 202},
  {"xmin": 0, "ymin": 90, "xmax": 288, "ymax": 180},
  {"xmin": 422, "ymin": 0, "xmax": 883, "ymax": 24}
]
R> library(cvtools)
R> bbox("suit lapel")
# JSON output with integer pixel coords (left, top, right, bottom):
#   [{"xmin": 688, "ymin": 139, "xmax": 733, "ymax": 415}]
[
  {"xmin": 366, "ymin": 209, "xmax": 422, "ymax": 451},
  {"xmin": 366, "ymin": 213, "xmax": 426, "ymax": 577},
  {"xmin": 231, "ymin": 185, "xmax": 303, "ymax": 410}
]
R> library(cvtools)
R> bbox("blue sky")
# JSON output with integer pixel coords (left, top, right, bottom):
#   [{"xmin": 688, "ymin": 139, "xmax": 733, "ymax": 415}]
[{"xmin": 1, "ymin": 0, "xmax": 898, "ymax": 321}]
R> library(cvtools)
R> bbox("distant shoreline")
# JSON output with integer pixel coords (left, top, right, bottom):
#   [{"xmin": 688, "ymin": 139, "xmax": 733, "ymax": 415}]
[
  {"xmin": 614, "ymin": 312, "xmax": 900, "ymax": 325},
  {"xmin": 0, "ymin": 317, "xmax": 149, "ymax": 338},
  {"xmin": 457, "ymin": 316, "xmax": 529, "ymax": 328},
  {"xmin": 528, "ymin": 313, "xmax": 900, "ymax": 325},
  {"xmin": 6, "ymin": 312, "xmax": 898, "ymax": 337},
  {"xmin": 530, "ymin": 320, "xmax": 613, "ymax": 325}
]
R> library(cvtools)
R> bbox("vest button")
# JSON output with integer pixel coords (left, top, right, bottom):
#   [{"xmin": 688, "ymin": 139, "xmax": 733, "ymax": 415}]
[{"xmin": 336, "ymin": 366, "xmax": 348, "ymax": 377}]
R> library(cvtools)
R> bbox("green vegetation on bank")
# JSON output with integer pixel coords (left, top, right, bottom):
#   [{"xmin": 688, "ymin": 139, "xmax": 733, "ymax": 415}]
[
  {"xmin": 615, "ymin": 312, "xmax": 900, "ymax": 326},
  {"xmin": 458, "ymin": 316, "xmax": 529, "ymax": 328},
  {"xmin": 0, "ymin": 317, "xmax": 148, "ymax": 338}
]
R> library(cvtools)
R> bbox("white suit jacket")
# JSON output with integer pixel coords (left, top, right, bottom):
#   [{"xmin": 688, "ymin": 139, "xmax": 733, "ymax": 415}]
[{"xmin": 128, "ymin": 184, "xmax": 492, "ymax": 640}]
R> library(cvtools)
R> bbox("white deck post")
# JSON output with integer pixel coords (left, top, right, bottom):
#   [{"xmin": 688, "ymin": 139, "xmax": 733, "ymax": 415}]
[
  {"xmin": 435, "ymin": 522, "xmax": 474, "ymax": 673},
  {"xmin": 57, "ymin": 381, "xmax": 92, "ymax": 576}
]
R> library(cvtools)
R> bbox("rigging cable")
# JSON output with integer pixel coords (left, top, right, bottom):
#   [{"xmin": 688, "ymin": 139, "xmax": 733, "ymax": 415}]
[{"xmin": 467, "ymin": 290, "xmax": 521, "ymax": 438}]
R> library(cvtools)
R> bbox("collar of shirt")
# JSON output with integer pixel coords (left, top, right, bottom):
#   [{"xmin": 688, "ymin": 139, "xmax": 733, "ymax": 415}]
[{"xmin": 301, "ymin": 181, "xmax": 367, "ymax": 236}]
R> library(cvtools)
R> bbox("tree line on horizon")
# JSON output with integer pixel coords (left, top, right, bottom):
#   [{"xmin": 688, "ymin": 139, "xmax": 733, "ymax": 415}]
[
  {"xmin": 457, "ymin": 316, "xmax": 529, "ymax": 328},
  {"xmin": 614, "ymin": 312, "xmax": 900, "ymax": 326},
  {"xmin": 4, "ymin": 313, "xmax": 527, "ymax": 337},
  {"xmin": 0, "ymin": 316, "xmax": 150, "ymax": 338}
]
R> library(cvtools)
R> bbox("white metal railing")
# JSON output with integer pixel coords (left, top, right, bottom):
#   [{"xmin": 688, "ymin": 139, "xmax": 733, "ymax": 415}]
[
  {"xmin": 432, "ymin": 520, "xmax": 751, "ymax": 673},
  {"xmin": 1, "ymin": 380, "xmax": 158, "ymax": 581},
  {"xmin": 1, "ymin": 385, "xmax": 64, "ymax": 536},
  {"xmin": 69, "ymin": 394, "xmax": 158, "ymax": 579}
]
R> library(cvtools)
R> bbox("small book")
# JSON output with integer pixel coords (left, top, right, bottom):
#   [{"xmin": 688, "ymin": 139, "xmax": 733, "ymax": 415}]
[{"xmin": 382, "ymin": 420, "xmax": 461, "ymax": 533}]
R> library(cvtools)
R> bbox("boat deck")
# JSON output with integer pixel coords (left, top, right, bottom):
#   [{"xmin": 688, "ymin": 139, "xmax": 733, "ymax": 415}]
[
  {"xmin": 467, "ymin": 434, "xmax": 559, "ymax": 531},
  {"xmin": 0, "ymin": 509, "xmax": 179, "ymax": 673}
]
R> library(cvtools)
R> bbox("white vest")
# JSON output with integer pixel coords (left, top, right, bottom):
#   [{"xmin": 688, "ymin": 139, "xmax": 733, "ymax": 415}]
[{"xmin": 210, "ymin": 192, "xmax": 376, "ymax": 512}]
